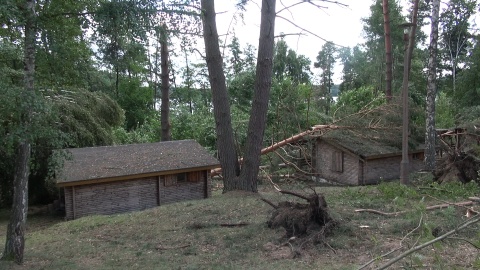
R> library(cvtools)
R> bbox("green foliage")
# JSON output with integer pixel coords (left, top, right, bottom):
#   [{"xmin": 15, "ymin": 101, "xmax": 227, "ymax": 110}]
[
  {"xmin": 456, "ymin": 37, "xmax": 480, "ymax": 107},
  {"xmin": 337, "ymin": 46, "xmax": 363, "ymax": 93},
  {"xmin": 0, "ymin": 39, "xmax": 23, "ymax": 85},
  {"xmin": 113, "ymin": 114, "xmax": 160, "ymax": 144},
  {"xmin": 439, "ymin": 0, "xmax": 478, "ymax": 75},
  {"xmin": 35, "ymin": 0, "xmax": 97, "ymax": 88},
  {"xmin": 455, "ymin": 105, "xmax": 480, "ymax": 133},
  {"xmin": 332, "ymin": 86, "xmax": 386, "ymax": 116},
  {"xmin": 226, "ymin": 36, "xmax": 244, "ymax": 76},
  {"xmin": 116, "ymin": 78, "xmax": 154, "ymax": 130},
  {"xmin": 51, "ymin": 88, "xmax": 125, "ymax": 147},
  {"xmin": 425, "ymin": 180, "xmax": 480, "ymax": 199},
  {"xmin": 267, "ymin": 78, "xmax": 323, "ymax": 143},
  {"xmin": 0, "ymin": 82, "xmax": 72, "ymax": 205},
  {"xmin": 273, "ymin": 39, "xmax": 312, "ymax": 84},
  {"xmin": 436, "ymin": 92, "xmax": 455, "ymax": 128},
  {"xmin": 228, "ymin": 70, "xmax": 255, "ymax": 112},
  {"xmin": 362, "ymin": 0, "xmax": 407, "ymax": 93},
  {"xmin": 170, "ymin": 106, "xmax": 217, "ymax": 151},
  {"xmin": 377, "ymin": 182, "xmax": 420, "ymax": 201},
  {"xmin": 313, "ymin": 41, "xmax": 337, "ymax": 114},
  {"xmin": 0, "ymin": 83, "xmax": 22, "ymax": 206}
]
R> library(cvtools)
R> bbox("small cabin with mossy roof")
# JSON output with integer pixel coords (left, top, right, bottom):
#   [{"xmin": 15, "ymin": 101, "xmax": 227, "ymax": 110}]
[
  {"xmin": 56, "ymin": 140, "xmax": 220, "ymax": 220},
  {"xmin": 312, "ymin": 129, "xmax": 425, "ymax": 185}
]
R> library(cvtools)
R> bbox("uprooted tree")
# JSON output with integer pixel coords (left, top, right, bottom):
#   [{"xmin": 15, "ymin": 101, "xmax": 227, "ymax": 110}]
[
  {"xmin": 434, "ymin": 128, "xmax": 480, "ymax": 184},
  {"xmin": 262, "ymin": 190, "xmax": 335, "ymax": 241}
]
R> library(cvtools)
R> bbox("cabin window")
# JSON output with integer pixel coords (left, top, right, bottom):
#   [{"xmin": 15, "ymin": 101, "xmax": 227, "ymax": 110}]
[
  {"xmin": 161, "ymin": 172, "xmax": 196, "ymax": 187},
  {"xmin": 412, "ymin": 153, "xmax": 422, "ymax": 160},
  {"xmin": 177, "ymin": 172, "xmax": 187, "ymax": 183},
  {"xmin": 331, "ymin": 151, "xmax": 343, "ymax": 172}
]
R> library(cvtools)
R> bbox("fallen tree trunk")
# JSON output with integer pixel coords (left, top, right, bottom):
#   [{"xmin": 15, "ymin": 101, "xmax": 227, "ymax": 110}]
[{"xmin": 211, "ymin": 125, "xmax": 342, "ymax": 177}]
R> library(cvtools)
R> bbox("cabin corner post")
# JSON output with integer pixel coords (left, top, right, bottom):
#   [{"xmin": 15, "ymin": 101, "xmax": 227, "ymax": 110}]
[
  {"xmin": 157, "ymin": 176, "xmax": 161, "ymax": 206},
  {"xmin": 205, "ymin": 170, "xmax": 211, "ymax": 198},
  {"xmin": 72, "ymin": 186, "xmax": 76, "ymax": 220}
]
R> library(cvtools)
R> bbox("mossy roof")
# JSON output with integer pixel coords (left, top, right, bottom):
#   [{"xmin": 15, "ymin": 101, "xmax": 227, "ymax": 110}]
[
  {"xmin": 319, "ymin": 129, "xmax": 423, "ymax": 159},
  {"xmin": 57, "ymin": 140, "xmax": 220, "ymax": 186}
]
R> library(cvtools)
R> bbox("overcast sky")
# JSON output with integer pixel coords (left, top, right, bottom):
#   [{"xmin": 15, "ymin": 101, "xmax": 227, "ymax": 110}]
[
  {"xmin": 213, "ymin": 0, "xmax": 372, "ymax": 81},
  {"xmin": 209, "ymin": 0, "xmax": 424, "ymax": 83}
]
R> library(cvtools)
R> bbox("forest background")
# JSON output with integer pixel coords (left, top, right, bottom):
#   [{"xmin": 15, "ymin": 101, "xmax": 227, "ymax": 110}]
[{"xmin": 0, "ymin": 0, "xmax": 479, "ymax": 214}]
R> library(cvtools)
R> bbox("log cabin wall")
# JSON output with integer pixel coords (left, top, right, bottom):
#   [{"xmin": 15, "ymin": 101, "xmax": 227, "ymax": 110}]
[
  {"xmin": 315, "ymin": 140, "xmax": 361, "ymax": 185},
  {"xmin": 63, "ymin": 170, "xmax": 211, "ymax": 220},
  {"xmin": 362, "ymin": 156, "xmax": 403, "ymax": 184},
  {"xmin": 64, "ymin": 177, "xmax": 157, "ymax": 220},
  {"xmin": 363, "ymin": 154, "xmax": 424, "ymax": 184},
  {"xmin": 315, "ymin": 140, "xmax": 425, "ymax": 185},
  {"xmin": 159, "ymin": 170, "xmax": 208, "ymax": 205}
]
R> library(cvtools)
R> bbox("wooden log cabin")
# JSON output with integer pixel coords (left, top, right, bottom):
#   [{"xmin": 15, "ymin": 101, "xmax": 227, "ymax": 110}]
[
  {"xmin": 56, "ymin": 140, "xmax": 220, "ymax": 220},
  {"xmin": 312, "ymin": 130, "xmax": 425, "ymax": 185}
]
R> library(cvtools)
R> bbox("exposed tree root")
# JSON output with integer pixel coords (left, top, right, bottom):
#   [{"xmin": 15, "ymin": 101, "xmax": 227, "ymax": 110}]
[{"xmin": 262, "ymin": 190, "xmax": 335, "ymax": 239}]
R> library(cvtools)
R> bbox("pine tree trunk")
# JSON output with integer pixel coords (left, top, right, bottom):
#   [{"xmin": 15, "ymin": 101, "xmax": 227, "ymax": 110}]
[
  {"xmin": 160, "ymin": 28, "xmax": 171, "ymax": 141},
  {"xmin": 201, "ymin": 0, "xmax": 240, "ymax": 187},
  {"xmin": 425, "ymin": 0, "xmax": 440, "ymax": 171},
  {"xmin": 238, "ymin": 0, "xmax": 276, "ymax": 192},
  {"xmin": 407, "ymin": 0, "xmax": 420, "ymax": 77},
  {"xmin": 2, "ymin": 0, "xmax": 35, "ymax": 264},
  {"xmin": 382, "ymin": 0, "xmax": 393, "ymax": 102}
]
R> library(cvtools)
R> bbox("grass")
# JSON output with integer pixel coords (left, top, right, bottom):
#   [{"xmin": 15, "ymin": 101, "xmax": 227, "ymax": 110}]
[{"xmin": 1, "ymin": 176, "xmax": 480, "ymax": 269}]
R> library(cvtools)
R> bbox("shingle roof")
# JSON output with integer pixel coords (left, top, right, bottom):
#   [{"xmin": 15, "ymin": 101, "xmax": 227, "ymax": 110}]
[{"xmin": 57, "ymin": 140, "xmax": 220, "ymax": 185}]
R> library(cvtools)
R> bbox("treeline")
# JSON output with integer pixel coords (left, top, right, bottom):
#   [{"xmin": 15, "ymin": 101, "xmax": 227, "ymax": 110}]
[{"xmin": 1, "ymin": 0, "xmax": 480, "ymax": 206}]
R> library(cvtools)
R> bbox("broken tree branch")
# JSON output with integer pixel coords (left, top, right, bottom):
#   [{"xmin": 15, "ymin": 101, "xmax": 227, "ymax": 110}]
[
  {"xmin": 377, "ymin": 215, "xmax": 480, "ymax": 269},
  {"xmin": 156, "ymin": 244, "xmax": 191, "ymax": 250},
  {"xmin": 279, "ymin": 190, "xmax": 311, "ymax": 201},
  {"xmin": 446, "ymin": 236, "xmax": 480, "ymax": 249},
  {"xmin": 261, "ymin": 197, "xmax": 279, "ymax": 209},
  {"xmin": 424, "ymin": 194, "xmax": 478, "ymax": 213},
  {"xmin": 260, "ymin": 167, "xmax": 282, "ymax": 191},
  {"xmin": 355, "ymin": 201, "xmax": 475, "ymax": 216},
  {"xmin": 276, "ymin": 15, "xmax": 344, "ymax": 46},
  {"xmin": 358, "ymin": 214, "xmax": 424, "ymax": 269},
  {"xmin": 220, "ymin": 222, "xmax": 249, "ymax": 227}
]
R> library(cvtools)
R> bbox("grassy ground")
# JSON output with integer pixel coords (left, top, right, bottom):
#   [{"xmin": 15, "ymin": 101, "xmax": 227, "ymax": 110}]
[{"xmin": 1, "ymin": 175, "xmax": 480, "ymax": 269}]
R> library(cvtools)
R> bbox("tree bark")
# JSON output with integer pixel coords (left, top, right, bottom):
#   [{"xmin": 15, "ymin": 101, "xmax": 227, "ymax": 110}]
[
  {"xmin": 160, "ymin": 27, "xmax": 171, "ymax": 141},
  {"xmin": 407, "ymin": 0, "xmax": 420, "ymax": 78},
  {"xmin": 425, "ymin": 0, "xmax": 440, "ymax": 172},
  {"xmin": 201, "ymin": 0, "xmax": 241, "ymax": 185},
  {"xmin": 2, "ymin": 0, "xmax": 35, "ymax": 264},
  {"xmin": 382, "ymin": 0, "xmax": 393, "ymax": 102},
  {"xmin": 238, "ymin": 0, "xmax": 276, "ymax": 192},
  {"xmin": 2, "ymin": 143, "xmax": 30, "ymax": 264}
]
